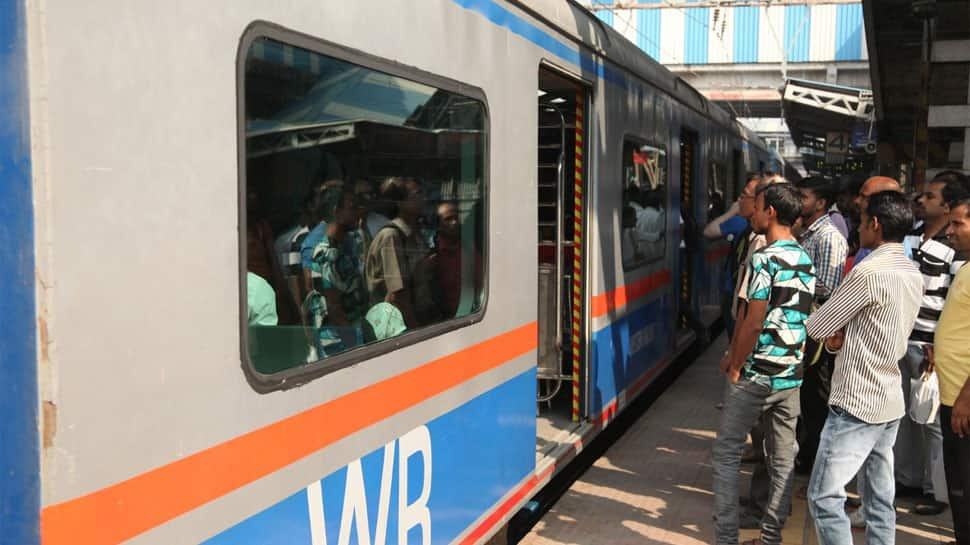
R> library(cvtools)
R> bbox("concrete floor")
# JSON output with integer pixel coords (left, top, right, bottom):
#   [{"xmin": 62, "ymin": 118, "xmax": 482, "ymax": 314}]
[{"xmin": 520, "ymin": 335, "xmax": 955, "ymax": 545}]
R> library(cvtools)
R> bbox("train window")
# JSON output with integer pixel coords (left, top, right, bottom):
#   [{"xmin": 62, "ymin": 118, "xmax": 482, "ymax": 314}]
[
  {"xmin": 242, "ymin": 35, "xmax": 486, "ymax": 380},
  {"xmin": 620, "ymin": 138, "xmax": 667, "ymax": 270}
]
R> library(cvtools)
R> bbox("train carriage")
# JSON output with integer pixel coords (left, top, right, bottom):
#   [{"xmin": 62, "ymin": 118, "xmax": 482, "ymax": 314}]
[{"xmin": 0, "ymin": 1, "xmax": 779, "ymax": 545}]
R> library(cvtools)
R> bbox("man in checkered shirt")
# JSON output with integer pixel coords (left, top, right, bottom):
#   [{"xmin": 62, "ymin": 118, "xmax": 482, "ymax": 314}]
[{"xmin": 794, "ymin": 176, "xmax": 848, "ymax": 473}]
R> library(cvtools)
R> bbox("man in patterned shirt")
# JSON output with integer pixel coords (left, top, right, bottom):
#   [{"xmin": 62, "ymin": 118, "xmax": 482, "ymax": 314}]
[{"xmin": 713, "ymin": 183, "xmax": 816, "ymax": 545}]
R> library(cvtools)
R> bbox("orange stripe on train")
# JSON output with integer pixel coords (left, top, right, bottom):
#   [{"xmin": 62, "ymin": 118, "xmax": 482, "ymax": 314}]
[
  {"xmin": 41, "ymin": 322, "xmax": 538, "ymax": 545},
  {"xmin": 589, "ymin": 269, "xmax": 672, "ymax": 319}
]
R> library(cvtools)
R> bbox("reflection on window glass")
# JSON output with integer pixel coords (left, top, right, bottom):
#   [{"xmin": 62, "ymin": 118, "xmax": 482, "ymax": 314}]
[
  {"xmin": 620, "ymin": 139, "xmax": 667, "ymax": 270},
  {"xmin": 244, "ymin": 37, "xmax": 486, "ymax": 375}
]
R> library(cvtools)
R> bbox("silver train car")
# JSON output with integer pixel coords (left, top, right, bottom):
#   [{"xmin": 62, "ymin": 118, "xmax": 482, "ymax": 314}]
[{"xmin": 0, "ymin": 1, "xmax": 781, "ymax": 544}]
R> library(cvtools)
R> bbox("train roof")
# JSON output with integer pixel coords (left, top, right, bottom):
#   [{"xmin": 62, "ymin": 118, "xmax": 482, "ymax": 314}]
[{"xmin": 511, "ymin": 0, "xmax": 768, "ymax": 148}]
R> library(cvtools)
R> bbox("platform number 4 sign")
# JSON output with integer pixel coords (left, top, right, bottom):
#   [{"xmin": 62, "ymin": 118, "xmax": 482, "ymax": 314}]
[
  {"xmin": 825, "ymin": 131, "xmax": 849, "ymax": 165},
  {"xmin": 826, "ymin": 132, "xmax": 849, "ymax": 154}
]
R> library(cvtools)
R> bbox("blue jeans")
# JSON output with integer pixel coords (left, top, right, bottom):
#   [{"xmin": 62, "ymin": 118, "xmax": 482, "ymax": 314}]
[
  {"xmin": 808, "ymin": 407, "xmax": 900, "ymax": 545},
  {"xmin": 713, "ymin": 379, "xmax": 799, "ymax": 545}
]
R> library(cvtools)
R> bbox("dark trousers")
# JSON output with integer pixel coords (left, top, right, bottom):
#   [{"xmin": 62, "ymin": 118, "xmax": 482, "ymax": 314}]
[
  {"xmin": 721, "ymin": 292, "xmax": 735, "ymax": 341},
  {"xmin": 941, "ymin": 405, "xmax": 970, "ymax": 545},
  {"xmin": 797, "ymin": 349, "xmax": 833, "ymax": 469}
]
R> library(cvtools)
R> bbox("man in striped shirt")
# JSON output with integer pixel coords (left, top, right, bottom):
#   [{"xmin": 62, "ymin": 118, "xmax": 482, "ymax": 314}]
[
  {"xmin": 895, "ymin": 172, "xmax": 967, "ymax": 514},
  {"xmin": 805, "ymin": 191, "xmax": 924, "ymax": 545},
  {"xmin": 713, "ymin": 183, "xmax": 816, "ymax": 545}
]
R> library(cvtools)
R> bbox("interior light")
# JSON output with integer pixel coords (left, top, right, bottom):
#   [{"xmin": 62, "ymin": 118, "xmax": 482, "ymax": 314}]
[
  {"xmin": 537, "ymin": 90, "xmax": 547, "ymax": 97},
  {"xmin": 550, "ymin": 97, "xmax": 566, "ymax": 104}
]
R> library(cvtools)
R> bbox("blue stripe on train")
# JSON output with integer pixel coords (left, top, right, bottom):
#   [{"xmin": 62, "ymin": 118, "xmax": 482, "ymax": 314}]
[
  {"xmin": 589, "ymin": 295, "xmax": 674, "ymax": 415},
  {"xmin": 0, "ymin": 2, "xmax": 39, "ymax": 545},
  {"xmin": 451, "ymin": 0, "xmax": 626, "ymax": 84},
  {"xmin": 202, "ymin": 369, "xmax": 536, "ymax": 545}
]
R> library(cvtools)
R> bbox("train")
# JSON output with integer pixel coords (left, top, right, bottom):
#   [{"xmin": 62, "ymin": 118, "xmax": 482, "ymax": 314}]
[{"xmin": 0, "ymin": 1, "xmax": 785, "ymax": 544}]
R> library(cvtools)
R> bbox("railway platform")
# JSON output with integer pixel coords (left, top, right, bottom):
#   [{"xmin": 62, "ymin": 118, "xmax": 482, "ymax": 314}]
[{"xmin": 519, "ymin": 335, "xmax": 955, "ymax": 545}]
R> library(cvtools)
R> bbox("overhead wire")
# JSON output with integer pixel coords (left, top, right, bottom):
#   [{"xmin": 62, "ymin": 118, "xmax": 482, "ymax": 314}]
[{"xmin": 612, "ymin": 3, "xmax": 753, "ymax": 119}]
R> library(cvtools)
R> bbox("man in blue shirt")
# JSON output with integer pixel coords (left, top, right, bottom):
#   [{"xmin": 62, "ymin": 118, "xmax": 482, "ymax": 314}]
[{"xmin": 704, "ymin": 173, "xmax": 763, "ymax": 338}]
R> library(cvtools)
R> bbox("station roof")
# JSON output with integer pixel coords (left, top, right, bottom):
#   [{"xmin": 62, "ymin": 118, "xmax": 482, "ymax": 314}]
[
  {"xmin": 781, "ymin": 78, "xmax": 875, "ymax": 175},
  {"xmin": 863, "ymin": 0, "xmax": 970, "ymax": 172}
]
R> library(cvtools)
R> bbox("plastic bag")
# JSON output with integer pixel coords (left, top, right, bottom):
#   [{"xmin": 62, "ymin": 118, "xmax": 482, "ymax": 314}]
[{"xmin": 909, "ymin": 372, "xmax": 940, "ymax": 425}]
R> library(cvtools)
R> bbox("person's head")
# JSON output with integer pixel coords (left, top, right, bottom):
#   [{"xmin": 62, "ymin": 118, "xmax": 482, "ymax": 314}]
[
  {"xmin": 641, "ymin": 188, "xmax": 663, "ymax": 209},
  {"xmin": 915, "ymin": 177, "xmax": 950, "ymax": 222},
  {"xmin": 437, "ymin": 201, "xmax": 460, "ymax": 241},
  {"xmin": 737, "ymin": 173, "xmax": 762, "ymax": 219},
  {"xmin": 795, "ymin": 176, "xmax": 836, "ymax": 223},
  {"xmin": 859, "ymin": 190, "xmax": 913, "ymax": 249},
  {"xmin": 855, "ymin": 176, "xmax": 900, "ymax": 212},
  {"xmin": 331, "ymin": 186, "xmax": 359, "ymax": 229},
  {"xmin": 837, "ymin": 176, "xmax": 862, "ymax": 217},
  {"xmin": 380, "ymin": 177, "xmax": 424, "ymax": 221},
  {"xmin": 934, "ymin": 170, "xmax": 970, "ymax": 211},
  {"xmin": 305, "ymin": 178, "xmax": 346, "ymax": 224},
  {"xmin": 946, "ymin": 198, "xmax": 970, "ymax": 255},
  {"xmin": 751, "ymin": 182, "xmax": 801, "ymax": 235},
  {"xmin": 352, "ymin": 178, "xmax": 376, "ymax": 217}
]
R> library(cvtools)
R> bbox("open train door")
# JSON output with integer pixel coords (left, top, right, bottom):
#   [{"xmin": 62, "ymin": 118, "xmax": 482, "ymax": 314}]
[
  {"xmin": 535, "ymin": 66, "xmax": 589, "ymax": 455},
  {"xmin": 677, "ymin": 128, "xmax": 699, "ymax": 347}
]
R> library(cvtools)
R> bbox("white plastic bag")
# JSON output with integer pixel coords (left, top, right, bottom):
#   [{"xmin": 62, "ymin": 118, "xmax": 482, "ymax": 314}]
[{"xmin": 909, "ymin": 372, "xmax": 940, "ymax": 425}]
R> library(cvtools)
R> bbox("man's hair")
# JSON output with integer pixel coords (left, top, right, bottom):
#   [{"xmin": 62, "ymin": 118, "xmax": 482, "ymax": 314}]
[
  {"xmin": 866, "ymin": 190, "xmax": 914, "ymax": 242},
  {"xmin": 795, "ymin": 176, "xmax": 836, "ymax": 208},
  {"xmin": 934, "ymin": 170, "xmax": 970, "ymax": 208},
  {"xmin": 642, "ymin": 188, "xmax": 663, "ymax": 208},
  {"xmin": 949, "ymin": 197, "xmax": 970, "ymax": 218},
  {"xmin": 756, "ymin": 182, "xmax": 801, "ymax": 227},
  {"xmin": 837, "ymin": 175, "xmax": 863, "ymax": 196}
]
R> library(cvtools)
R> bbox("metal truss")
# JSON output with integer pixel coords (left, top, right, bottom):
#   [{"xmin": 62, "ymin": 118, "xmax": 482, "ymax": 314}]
[
  {"xmin": 246, "ymin": 122, "xmax": 356, "ymax": 158},
  {"xmin": 783, "ymin": 82, "xmax": 874, "ymax": 120}
]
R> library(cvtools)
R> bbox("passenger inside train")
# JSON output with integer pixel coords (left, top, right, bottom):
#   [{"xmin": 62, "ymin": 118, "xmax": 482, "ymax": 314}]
[
  {"xmin": 243, "ymin": 37, "xmax": 486, "ymax": 374},
  {"xmin": 620, "ymin": 141, "xmax": 668, "ymax": 269}
]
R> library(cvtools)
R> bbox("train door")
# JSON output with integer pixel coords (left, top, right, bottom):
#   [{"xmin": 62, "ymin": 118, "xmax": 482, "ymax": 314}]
[
  {"xmin": 677, "ymin": 129, "xmax": 698, "ymax": 342},
  {"xmin": 536, "ymin": 67, "xmax": 587, "ymax": 454}
]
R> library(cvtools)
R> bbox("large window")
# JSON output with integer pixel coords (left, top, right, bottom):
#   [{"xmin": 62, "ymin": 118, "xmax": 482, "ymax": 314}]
[
  {"xmin": 242, "ymin": 34, "xmax": 486, "ymax": 380},
  {"xmin": 620, "ymin": 138, "xmax": 668, "ymax": 270}
]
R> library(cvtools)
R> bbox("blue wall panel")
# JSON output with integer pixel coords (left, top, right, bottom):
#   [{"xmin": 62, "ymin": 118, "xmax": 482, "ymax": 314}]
[
  {"xmin": 637, "ymin": 0, "xmax": 662, "ymax": 59},
  {"xmin": 733, "ymin": 7, "xmax": 760, "ymax": 63},
  {"xmin": 785, "ymin": 5, "xmax": 811, "ymax": 62},
  {"xmin": 835, "ymin": 4, "xmax": 863, "ymax": 60},
  {"xmin": 0, "ymin": 1, "xmax": 39, "ymax": 544},
  {"xmin": 684, "ymin": 6, "xmax": 709, "ymax": 64}
]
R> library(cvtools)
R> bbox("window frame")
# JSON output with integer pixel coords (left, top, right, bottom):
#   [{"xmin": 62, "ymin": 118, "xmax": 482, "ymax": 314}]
[
  {"xmin": 619, "ymin": 133, "xmax": 669, "ymax": 271},
  {"xmin": 237, "ymin": 21, "xmax": 491, "ymax": 392}
]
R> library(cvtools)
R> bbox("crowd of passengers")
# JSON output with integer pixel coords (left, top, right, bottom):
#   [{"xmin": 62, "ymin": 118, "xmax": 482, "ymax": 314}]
[
  {"xmin": 246, "ymin": 175, "xmax": 481, "ymax": 357},
  {"xmin": 704, "ymin": 170, "xmax": 970, "ymax": 545}
]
